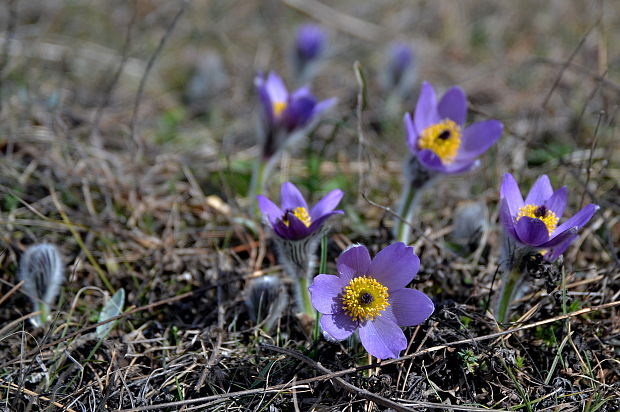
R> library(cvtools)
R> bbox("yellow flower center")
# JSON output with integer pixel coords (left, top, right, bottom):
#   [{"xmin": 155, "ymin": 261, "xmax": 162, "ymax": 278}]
[
  {"xmin": 341, "ymin": 276, "xmax": 390, "ymax": 321},
  {"xmin": 418, "ymin": 119, "xmax": 462, "ymax": 164},
  {"xmin": 516, "ymin": 204, "xmax": 559, "ymax": 236},
  {"xmin": 273, "ymin": 101, "xmax": 287, "ymax": 117},
  {"xmin": 282, "ymin": 206, "xmax": 311, "ymax": 227}
]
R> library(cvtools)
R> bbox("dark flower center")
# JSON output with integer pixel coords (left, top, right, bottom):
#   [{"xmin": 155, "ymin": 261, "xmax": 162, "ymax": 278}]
[
  {"xmin": 437, "ymin": 129, "xmax": 451, "ymax": 140},
  {"xmin": 534, "ymin": 205, "xmax": 548, "ymax": 218},
  {"xmin": 359, "ymin": 292, "xmax": 374, "ymax": 305}
]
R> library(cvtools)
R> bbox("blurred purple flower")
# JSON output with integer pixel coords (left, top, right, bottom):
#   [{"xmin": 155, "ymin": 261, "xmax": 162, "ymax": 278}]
[
  {"xmin": 309, "ymin": 243, "xmax": 434, "ymax": 359},
  {"xmin": 255, "ymin": 72, "xmax": 336, "ymax": 159},
  {"xmin": 499, "ymin": 173, "xmax": 599, "ymax": 261},
  {"xmin": 404, "ymin": 82, "xmax": 503, "ymax": 174},
  {"xmin": 295, "ymin": 24, "xmax": 326, "ymax": 64},
  {"xmin": 384, "ymin": 42, "xmax": 415, "ymax": 91},
  {"xmin": 257, "ymin": 181, "xmax": 343, "ymax": 241}
]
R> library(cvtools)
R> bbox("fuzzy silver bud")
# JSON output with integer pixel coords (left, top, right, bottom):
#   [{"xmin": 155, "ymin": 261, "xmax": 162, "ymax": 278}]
[
  {"xmin": 244, "ymin": 275, "xmax": 288, "ymax": 333},
  {"xmin": 18, "ymin": 243, "xmax": 64, "ymax": 326}
]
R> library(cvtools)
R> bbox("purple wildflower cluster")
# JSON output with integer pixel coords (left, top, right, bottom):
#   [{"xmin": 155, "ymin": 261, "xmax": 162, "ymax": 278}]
[{"xmin": 252, "ymin": 23, "xmax": 599, "ymax": 358}]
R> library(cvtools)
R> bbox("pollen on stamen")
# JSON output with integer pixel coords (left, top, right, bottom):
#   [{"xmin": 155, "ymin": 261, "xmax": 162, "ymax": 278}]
[
  {"xmin": 341, "ymin": 276, "xmax": 389, "ymax": 321},
  {"xmin": 273, "ymin": 101, "xmax": 287, "ymax": 117},
  {"xmin": 516, "ymin": 204, "xmax": 559, "ymax": 236},
  {"xmin": 282, "ymin": 207, "xmax": 312, "ymax": 227},
  {"xmin": 418, "ymin": 119, "xmax": 462, "ymax": 164}
]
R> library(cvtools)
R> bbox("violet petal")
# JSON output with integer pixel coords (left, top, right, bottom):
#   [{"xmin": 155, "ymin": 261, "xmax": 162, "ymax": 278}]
[
  {"xmin": 437, "ymin": 86, "xmax": 467, "ymax": 126},
  {"xmin": 544, "ymin": 186, "xmax": 567, "ymax": 218},
  {"xmin": 414, "ymin": 82, "xmax": 440, "ymax": 132},
  {"xmin": 281, "ymin": 182, "xmax": 309, "ymax": 211},
  {"xmin": 308, "ymin": 274, "xmax": 344, "ymax": 314},
  {"xmin": 552, "ymin": 204, "xmax": 599, "ymax": 237},
  {"xmin": 320, "ymin": 311, "xmax": 358, "ymax": 341},
  {"xmin": 458, "ymin": 120, "xmax": 503, "ymax": 159},
  {"xmin": 524, "ymin": 175, "xmax": 553, "ymax": 206},
  {"xmin": 500, "ymin": 173, "xmax": 525, "ymax": 217},
  {"xmin": 337, "ymin": 244, "xmax": 371, "ymax": 284},
  {"xmin": 256, "ymin": 195, "xmax": 283, "ymax": 225},
  {"xmin": 310, "ymin": 189, "xmax": 344, "ymax": 221},
  {"xmin": 265, "ymin": 72, "xmax": 288, "ymax": 103},
  {"xmin": 404, "ymin": 112, "xmax": 419, "ymax": 153},
  {"xmin": 514, "ymin": 217, "xmax": 550, "ymax": 246},
  {"xmin": 368, "ymin": 242, "xmax": 419, "ymax": 291},
  {"xmin": 389, "ymin": 288, "xmax": 434, "ymax": 327},
  {"xmin": 358, "ymin": 312, "xmax": 407, "ymax": 359}
]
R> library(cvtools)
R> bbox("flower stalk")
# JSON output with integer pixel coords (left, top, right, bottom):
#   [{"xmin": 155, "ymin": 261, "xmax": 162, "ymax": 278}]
[{"xmin": 495, "ymin": 265, "xmax": 523, "ymax": 324}]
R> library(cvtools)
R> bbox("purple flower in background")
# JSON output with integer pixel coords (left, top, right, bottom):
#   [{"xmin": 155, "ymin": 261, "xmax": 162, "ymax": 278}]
[
  {"xmin": 257, "ymin": 182, "xmax": 343, "ymax": 241},
  {"xmin": 309, "ymin": 243, "xmax": 434, "ymax": 359},
  {"xmin": 384, "ymin": 42, "xmax": 415, "ymax": 91},
  {"xmin": 499, "ymin": 173, "xmax": 599, "ymax": 261},
  {"xmin": 295, "ymin": 24, "xmax": 326, "ymax": 64},
  {"xmin": 255, "ymin": 72, "xmax": 336, "ymax": 159},
  {"xmin": 404, "ymin": 82, "xmax": 503, "ymax": 174}
]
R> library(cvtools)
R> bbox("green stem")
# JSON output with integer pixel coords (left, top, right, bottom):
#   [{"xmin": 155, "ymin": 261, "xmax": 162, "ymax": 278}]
[
  {"xmin": 297, "ymin": 276, "xmax": 314, "ymax": 318},
  {"xmin": 248, "ymin": 157, "xmax": 268, "ymax": 216},
  {"xmin": 314, "ymin": 236, "xmax": 328, "ymax": 342},
  {"xmin": 394, "ymin": 182, "xmax": 418, "ymax": 244},
  {"xmin": 495, "ymin": 266, "xmax": 523, "ymax": 324}
]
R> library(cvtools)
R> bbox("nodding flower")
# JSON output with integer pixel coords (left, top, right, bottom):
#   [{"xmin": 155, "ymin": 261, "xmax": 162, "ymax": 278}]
[
  {"xmin": 309, "ymin": 243, "xmax": 434, "ymax": 359},
  {"xmin": 294, "ymin": 24, "xmax": 326, "ymax": 66},
  {"xmin": 499, "ymin": 173, "xmax": 599, "ymax": 261},
  {"xmin": 404, "ymin": 82, "xmax": 503, "ymax": 174}
]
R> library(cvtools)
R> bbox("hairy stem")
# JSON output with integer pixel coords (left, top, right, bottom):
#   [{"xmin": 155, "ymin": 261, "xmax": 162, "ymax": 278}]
[
  {"xmin": 495, "ymin": 266, "xmax": 523, "ymax": 324},
  {"xmin": 394, "ymin": 182, "xmax": 420, "ymax": 244}
]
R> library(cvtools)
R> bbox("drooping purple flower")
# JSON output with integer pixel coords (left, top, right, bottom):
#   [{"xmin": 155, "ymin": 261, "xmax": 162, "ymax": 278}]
[
  {"xmin": 255, "ymin": 72, "xmax": 336, "ymax": 159},
  {"xmin": 404, "ymin": 82, "xmax": 503, "ymax": 174},
  {"xmin": 295, "ymin": 24, "xmax": 326, "ymax": 64},
  {"xmin": 257, "ymin": 181, "xmax": 343, "ymax": 241},
  {"xmin": 499, "ymin": 173, "xmax": 599, "ymax": 261},
  {"xmin": 309, "ymin": 243, "xmax": 434, "ymax": 359}
]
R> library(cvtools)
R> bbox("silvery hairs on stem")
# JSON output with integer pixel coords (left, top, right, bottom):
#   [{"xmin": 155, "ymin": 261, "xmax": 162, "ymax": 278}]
[
  {"xmin": 18, "ymin": 243, "xmax": 65, "ymax": 327},
  {"xmin": 244, "ymin": 275, "xmax": 288, "ymax": 333},
  {"xmin": 273, "ymin": 224, "xmax": 328, "ymax": 281}
]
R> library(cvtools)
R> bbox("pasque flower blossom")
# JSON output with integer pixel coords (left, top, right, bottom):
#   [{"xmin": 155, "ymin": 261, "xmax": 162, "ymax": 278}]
[
  {"xmin": 404, "ymin": 82, "xmax": 503, "ymax": 174},
  {"xmin": 309, "ymin": 243, "xmax": 434, "ymax": 359},
  {"xmin": 383, "ymin": 42, "xmax": 415, "ymax": 93},
  {"xmin": 499, "ymin": 173, "xmax": 599, "ymax": 261},
  {"xmin": 257, "ymin": 181, "xmax": 343, "ymax": 241},
  {"xmin": 295, "ymin": 24, "xmax": 326, "ymax": 65},
  {"xmin": 255, "ymin": 72, "xmax": 336, "ymax": 159}
]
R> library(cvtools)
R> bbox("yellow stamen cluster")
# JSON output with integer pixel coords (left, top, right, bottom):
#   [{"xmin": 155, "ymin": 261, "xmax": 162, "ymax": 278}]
[
  {"xmin": 341, "ymin": 276, "xmax": 390, "ymax": 321},
  {"xmin": 282, "ymin": 207, "xmax": 312, "ymax": 227},
  {"xmin": 273, "ymin": 101, "xmax": 287, "ymax": 117},
  {"xmin": 516, "ymin": 204, "xmax": 559, "ymax": 236},
  {"xmin": 418, "ymin": 119, "xmax": 462, "ymax": 164}
]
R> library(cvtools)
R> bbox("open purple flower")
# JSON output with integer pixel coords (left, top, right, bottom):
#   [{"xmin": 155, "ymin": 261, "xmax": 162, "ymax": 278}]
[
  {"xmin": 257, "ymin": 182, "xmax": 343, "ymax": 241},
  {"xmin": 309, "ymin": 243, "xmax": 434, "ymax": 359},
  {"xmin": 499, "ymin": 173, "xmax": 599, "ymax": 261},
  {"xmin": 295, "ymin": 24, "xmax": 326, "ymax": 64},
  {"xmin": 404, "ymin": 82, "xmax": 503, "ymax": 174},
  {"xmin": 255, "ymin": 72, "xmax": 336, "ymax": 159}
]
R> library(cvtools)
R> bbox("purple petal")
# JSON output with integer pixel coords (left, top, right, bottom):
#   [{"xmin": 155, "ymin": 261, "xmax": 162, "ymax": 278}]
[
  {"xmin": 404, "ymin": 112, "xmax": 419, "ymax": 153},
  {"xmin": 337, "ymin": 244, "xmax": 371, "ymax": 284},
  {"xmin": 414, "ymin": 82, "xmax": 440, "ymax": 132},
  {"xmin": 358, "ymin": 312, "xmax": 407, "ymax": 359},
  {"xmin": 256, "ymin": 78, "xmax": 275, "ymax": 127},
  {"xmin": 389, "ymin": 288, "xmax": 434, "ymax": 327},
  {"xmin": 320, "ymin": 311, "xmax": 358, "ymax": 341},
  {"xmin": 417, "ymin": 149, "xmax": 447, "ymax": 171},
  {"xmin": 539, "ymin": 226, "xmax": 579, "ymax": 248},
  {"xmin": 544, "ymin": 187, "xmax": 567, "ymax": 218},
  {"xmin": 368, "ymin": 242, "xmax": 420, "ymax": 291},
  {"xmin": 500, "ymin": 173, "xmax": 524, "ymax": 217},
  {"xmin": 281, "ymin": 182, "xmax": 308, "ymax": 211},
  {"xmin": 309, "ymin": 274, "xmax": 344, "ymax": 314},
  {"xmin": 524, "ymin": 175, "xmax": 553, "ymax": 206},
  {"xmin": 437, "ymin": 86, "xmax": 467, "ymax": 125},
  {"xmin": 273, "ymin": 214, "xmax": 309, "ymax": 240},
  {"xmin": 307, "ymin": 210, "xmax": 343, "ymax": 234},
  {"xmin": 458, "ymin": 120, "xmax": 503, "ymax": 159},
  {"xmin": 310, "ymin": 189, "xmax": 344, "ymax": 221},
  {"xmin": 552, "ymin": 204, "xmax": 599, "ymax": 239},
  {"xmin": 442, "ymin": 158, "xmax": 478, "ymax": 174},
  {"xmin": 499, "ymin": 198, "xmax": 517, "ymax": 239},
  {"xmin": 312, "ymin": 97, "xmax": 337, "ymax": 117},
  {"xmin": 257, "ymin": 195, "xmax": 283, "ymax": 225},
  {"xmin": 283, "ymin": 95, "xmax": 316, "ymax": 131},
  {"xmin": 265, "ymin": 72, "xmax": 288, "ymax": 103},
  {"xmin": 514, "ymin": 217, "xmax": 550, "ymax": 246},
  {"xmin": 547, "ymin": 233, "xmax": 578, "ymax": 262}
]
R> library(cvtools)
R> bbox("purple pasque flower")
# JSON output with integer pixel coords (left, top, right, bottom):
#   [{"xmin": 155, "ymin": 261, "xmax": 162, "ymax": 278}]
[
  {"xmin": 499, "ymin": 173, "xmax": 599, "ymax": 261},
  {"xmin": 255, "ymin": 72, "xmax": 336, "ymax": 159},
  {"xmin": 257, "ymin": 181, "xmax": 343, "ymax": 241},
  {"xmin": 295, "ymin": 24, "xmax": 326, "ymax": 64},
  {"xmin": 309, "ymin": 243, "xmax": 434, "ymax": 359},
  {"xmin": 404, "ymin": 82, "xmax": 503, "ymax": 174},
  {"xmin": 384, "ymin": 42, "xmax": 415, "ymax": 91}
]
